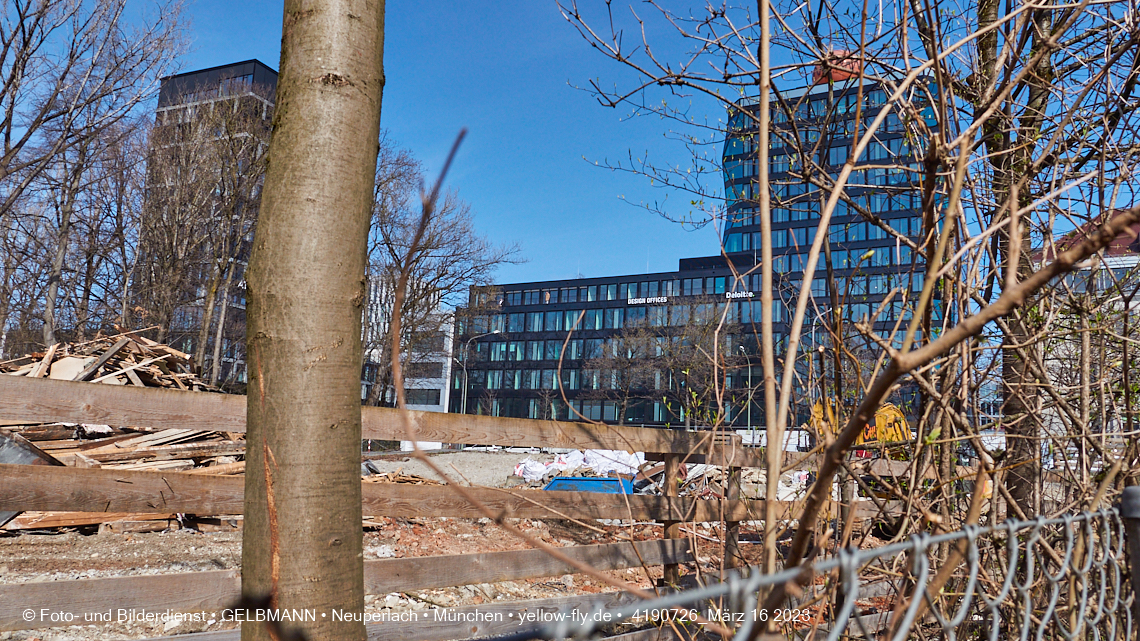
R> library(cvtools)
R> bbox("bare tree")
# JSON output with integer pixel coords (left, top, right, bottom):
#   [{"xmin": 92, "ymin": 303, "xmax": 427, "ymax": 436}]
[
  {"xmin": 0, "ymin": 0, "xmax": 185, "ymax": 226},
  {"xmin": 363, "ymin": 137, "xmax": 520, "ymax": 407}
]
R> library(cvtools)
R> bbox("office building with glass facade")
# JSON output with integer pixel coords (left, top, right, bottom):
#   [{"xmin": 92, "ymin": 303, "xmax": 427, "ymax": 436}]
[{"xmin": 452, "ymin": 72, "xmax": 938, "ymax": 426}]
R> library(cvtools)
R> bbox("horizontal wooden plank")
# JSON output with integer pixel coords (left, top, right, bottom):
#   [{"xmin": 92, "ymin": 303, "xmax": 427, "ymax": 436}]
[
  {"xmin": 3, "ymin": 569, "xmax": 241, "ymax": 632},
  {"xmin": 0, "ymin": 375, "xmax": 745, "ymax": 456},
  {"xmin": 2, "ymin": 541, "xmax": 687, "ymax": 632},
  {"xmin": 142, "ymin": 592, "xmax": 643, "ymax": 641},
  {"xmin": 0, "ymin": 464, "xmax": 766, "ymax": 522},
  {"xmin": 366, "ymin": 538, "xmax": 692, "ymax": 595}
]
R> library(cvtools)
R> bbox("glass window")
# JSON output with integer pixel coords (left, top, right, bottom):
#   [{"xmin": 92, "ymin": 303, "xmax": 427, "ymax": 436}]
[
  {"xmin": 562, "ymin": 287, "xmax": 577, "ymax": 303},
  {"xmin": 527, "ymin": 341, "xmax": 543, "ymax": 360},
  {"xmin": 791, "ymin": 227, "xmax": 808, "ymax": 247},
  {"xmin": 561, "ymin": 369, "xmax": 580, "ymax": 390},
  {"xmin": 714, "ymin": 277, "xmax": 726, "ymax": 294},
  {"xmin": 587, "ymin": 285, "xmax": 597, "ymax": 302},
  {"xmin": 508, "ymin": 313, "xmax": 525, "ymax": 333},
  {"xmin": 542, "ymin": 289, "xmax": 555, "ymax": 304},
  {"xmin": 487, "ymin": 370, "xmax": 502, "ymax": 389},
  {"xmin": 671, "ymin": 305, "xmax": 690, "ymax": 326},
  {"xmin": 489, "ymin": 314, "xmax": 505, "ymax": 333},
  {"xmin": 603, "ymin": 402, "xmax": 617, "ymax": 422},
  {"xmin": 648, "ymin": 281, "xmax": 659, "ymax": 297},
  {"xmin": 618, "ymin": 283, "xmax": 628, "ymax": 300},
  {"xmin": 526, "ymin": 312, "xmax": 543, "ymax": 332},
  {"xmin": 542, "ymin": 370, "xmax": 557, "ymax": 390},
  {"xmin": 725, "ymin": 232, "xmax": 743, "ymax": 253},
  {"xmin": 544, "ymin": 340, "xmax": 562, "ymax": 360},
  {"xmin": 490, "ymin": 342, "xmax": 507, "ymax": 362},
  {"xmin": 545, "ymin": 311, "xmax": 561, "ymax": 331},
  {"xmin": 584, "ymin": 309, "xmax": 603, "ymax": 330},
  {"xmin": 524, "ymin": 290, "xmax": 540, "ymax": 305},
  {"xmin": 507, "ymin": 341, "xmax": 525, "ymax": 361},
  {"xmin": 604, "ymin": 308, "xmax": 623, "ymax": 329},
  {"xmin": 567, "ymin": 339, "xmax": 583, "ymax": 360},
  {"xmin": 564, "ymin": 310, "xmax": 581, "ymax": 331},
  {"xmin": 584, "ymin": 339, "xmax": 604, "ymax": 359},
  {"xmin": 604, "ymin": 284, "xmax": 617, "ymax": 300},
  {"xmin": 772, "ymin": 229, "xmax": 787, "ymax": 248},
  {"xmin": 625, "ymin": 306, "xmax": 646, "ymax": 327}
]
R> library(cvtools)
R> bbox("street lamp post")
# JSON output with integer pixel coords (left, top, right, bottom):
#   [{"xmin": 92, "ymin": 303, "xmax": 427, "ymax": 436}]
[{"xmin": 457, "ymin": 330, "xmax": 499, "ymax": 415}]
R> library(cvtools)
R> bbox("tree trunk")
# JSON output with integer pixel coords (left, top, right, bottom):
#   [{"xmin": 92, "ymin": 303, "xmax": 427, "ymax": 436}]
[
  {"xmin": 43, "ymin": 152, "xmax": 86, "ymax": 346},
  {"xmin": 195, "ymin": 265, "xmax": 222, "ymax": 371},
  {"xmin": 209, "ymin": 267, "xmax": 235, "ymax": 385},
  {"xmin": 241, "ymin": 3, "xmax": 385, "ymax": 640}
]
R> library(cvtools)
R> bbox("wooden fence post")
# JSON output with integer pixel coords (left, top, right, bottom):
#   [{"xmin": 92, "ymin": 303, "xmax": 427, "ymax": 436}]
[
  {"xmin": 724, "ymin": 466, "xmax": 741, "ymax": 571},
  {"xmin": 1121, "ymin": 485, "xmax": 1140, "ymax": 630},
  {"xmin": 662, "ymin": 453, "xmax": 682, "ymax": 586}
]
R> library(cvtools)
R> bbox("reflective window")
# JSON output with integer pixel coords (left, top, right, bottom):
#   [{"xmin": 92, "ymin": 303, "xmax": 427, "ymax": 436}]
[
  {"xmin": 526, "ymin": 312, "xmax": 543, "ymax": 332},
  {"xmin": 604, "ymin": 308, "xmax": 623, "ymax": 329},
  {"xmin": 490, "ymin": 342, "xmax": 507, "ymax": 361},
  {"xmin": 544, "ymin": 340, "xmax": 562, "ymax": 360},
  {"xmin": 508, "ymin": 313, "xmax": 525, "ymax": 333},
  {"xmin": 527, "ymin": 341, "xmax": 543, "ymax": 360},
  {"xmin": 566, "ymin": 339, "xmax": 583, "ymax": 360}
]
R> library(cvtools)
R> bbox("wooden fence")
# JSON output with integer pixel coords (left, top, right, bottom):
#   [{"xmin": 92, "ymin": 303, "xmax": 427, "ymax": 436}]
[{"xmin": 0, "ymin": 375, "xmax": 819, "ymax": 638}]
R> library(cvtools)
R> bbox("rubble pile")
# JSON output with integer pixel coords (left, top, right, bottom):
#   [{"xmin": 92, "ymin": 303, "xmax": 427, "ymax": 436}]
[
  {"xmin": 0, "ymin": 332, "xmax": 220, "ymax": 391},
  {"xmin": 1, "ymin": 333, "xmax": 239, "ymax": 533}
]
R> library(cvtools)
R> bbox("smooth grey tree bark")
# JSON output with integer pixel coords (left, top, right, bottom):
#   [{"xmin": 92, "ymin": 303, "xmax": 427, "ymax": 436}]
[{"xmin": 241, "ymin": 2, "xmax": 385, "ymax": 640}]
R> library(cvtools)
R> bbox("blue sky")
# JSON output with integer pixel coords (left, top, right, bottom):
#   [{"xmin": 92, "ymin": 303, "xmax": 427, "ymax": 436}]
[{"xmin": 179, "ymin": 0, "xmax": 731, "ymax": 284}]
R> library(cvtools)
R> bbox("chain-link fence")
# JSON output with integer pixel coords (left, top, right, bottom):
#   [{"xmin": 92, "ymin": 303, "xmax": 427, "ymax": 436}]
[{"xmin": 517, "ymin": 504, "xmax": 1136, "ymax": 641}]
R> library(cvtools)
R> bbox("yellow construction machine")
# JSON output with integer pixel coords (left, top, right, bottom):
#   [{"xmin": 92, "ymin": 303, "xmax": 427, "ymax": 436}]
[{"xmin": 809, "ymin": 399, "xmax": 910, "ymax": 446}]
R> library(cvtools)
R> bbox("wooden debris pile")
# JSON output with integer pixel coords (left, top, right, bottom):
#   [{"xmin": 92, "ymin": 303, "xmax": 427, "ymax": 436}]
[
  {"xmin": 0, "ymin": 332, "xmax": 219, "ymax": 391},
  {"xmin": 0, "ymin": 333, "xmax": 244, "ymax": 533}
]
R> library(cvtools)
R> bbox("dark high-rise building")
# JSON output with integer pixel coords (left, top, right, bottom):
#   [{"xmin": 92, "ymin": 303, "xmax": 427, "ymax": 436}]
[
  {"xmin": 139, "ymin": 60, "xmax": 277, "ymax": 386},
  {"xmin": 452, "ymin": 68, "xmax": 940, "ymax": 428},
  {"xmin": 722, "ymin": 76, "xmax": 939, "ymax": 348}
]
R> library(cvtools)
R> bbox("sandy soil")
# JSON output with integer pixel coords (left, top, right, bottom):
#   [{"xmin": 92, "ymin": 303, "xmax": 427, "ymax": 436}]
[{"xmin": 362, "ymin": 449, "xmax": 545, "ymax": 487}]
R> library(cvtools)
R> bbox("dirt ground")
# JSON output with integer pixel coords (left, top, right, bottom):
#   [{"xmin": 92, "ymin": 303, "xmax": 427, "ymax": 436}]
[
  {"xmin": 362, "ymin": 449, "xmax": 538, "ymax": 487},
  {"xmin": 2, "ymin": 450, "xmax": 767, "ymax": 641}
]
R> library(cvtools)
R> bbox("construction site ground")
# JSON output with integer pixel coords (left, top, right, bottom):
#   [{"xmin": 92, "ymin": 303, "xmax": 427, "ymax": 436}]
[{"xmin": 1, "ymin": 450, "xmax": 768, "ymax": 641}]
